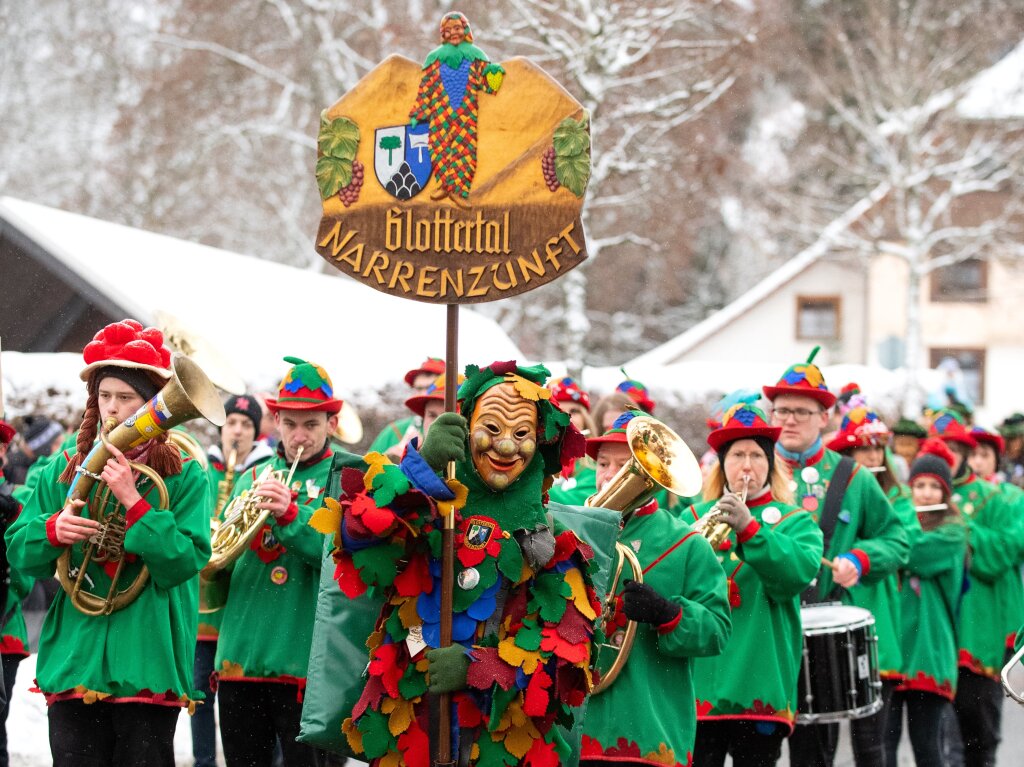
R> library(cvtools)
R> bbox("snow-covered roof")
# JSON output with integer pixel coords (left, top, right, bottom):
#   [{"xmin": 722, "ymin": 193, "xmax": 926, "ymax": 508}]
[
  {"xmin": 958, "ymin": 39, "xmax": 1024, "ymax": 120},
  {"xmin": 0, "ymin": 197, "xmax": 523, "ymax": 393}
]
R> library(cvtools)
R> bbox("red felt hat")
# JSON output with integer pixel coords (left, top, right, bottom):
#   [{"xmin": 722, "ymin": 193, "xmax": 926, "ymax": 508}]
[
  {"xmin": 970, "ymin": 426, "xmax": 1005, "ymax": 455},
  {"xmin": 707, "ymin": 404, "xmax": 781, "ymax": 452},
  {"xmin": 762, "ymin": 346, "xmax": 836, "ymax": 409},
  {"xmin": 548, "ymin": 376, "xmax": 591, "ymax": 411},
  {"xmin": 0, "ymin": 420, "xmax": 15, "ymax": 445},
  {"xmin": 928, "ymin": 408, "xmax": 976, "ymax": 449},
  {"xmin": 585, "ymin": 411, "xmax": 642, "ymax": 460},
  {"xmin": 403, "ymin": 357, "xmax": 446, "ymax": 387},
  {"xmin": 404, "ymin": 373, "xmax": 465, "ymax": 417},
  {"xmin": 79, "ymin": 319, "xmax": 172, "ymax": 382},
  {"xmin": 826, "ymin": 406, "xmax": 891, "ymax": 453},
  {"xmin": 265, "ymin": 356, "xmax": 343, "ymax": 414}
]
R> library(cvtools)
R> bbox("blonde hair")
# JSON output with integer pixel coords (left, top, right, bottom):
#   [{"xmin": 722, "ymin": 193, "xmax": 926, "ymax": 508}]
[{"xmin": 702, "ymin": 457, "xmax": 793, "ymax": 505}]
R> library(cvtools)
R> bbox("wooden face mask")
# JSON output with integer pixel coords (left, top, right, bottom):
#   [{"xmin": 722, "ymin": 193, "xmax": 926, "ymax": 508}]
[{"xmin": 470, "ymin": 381, "xmax": 538, "ymax": 491}]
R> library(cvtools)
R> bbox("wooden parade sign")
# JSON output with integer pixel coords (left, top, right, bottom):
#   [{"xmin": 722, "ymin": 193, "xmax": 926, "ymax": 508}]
[{"xmin": 314, "ymin": 16, "xmax": 591, "ymax": 303}]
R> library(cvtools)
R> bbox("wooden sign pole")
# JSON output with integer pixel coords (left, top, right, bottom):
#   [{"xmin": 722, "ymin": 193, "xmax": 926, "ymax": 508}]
[{"xmin": 437, "ymin": 304, "xmax": 458, "ymax": 767}]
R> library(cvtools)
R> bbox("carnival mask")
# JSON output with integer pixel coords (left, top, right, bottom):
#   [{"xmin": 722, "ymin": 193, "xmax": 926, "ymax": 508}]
[{"xmin": 470, "ymin": 381, "xmax": 538, "ymax": 490}]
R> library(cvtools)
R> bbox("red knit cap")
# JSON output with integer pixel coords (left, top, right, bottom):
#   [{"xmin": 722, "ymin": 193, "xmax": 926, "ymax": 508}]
[
  {"xmin": 0, "ymin": 420, "xmax": 15, "ymax": 445},
  {"xmin": 79, "ymin": 319, "xmax": 172, "ymax": 382}
]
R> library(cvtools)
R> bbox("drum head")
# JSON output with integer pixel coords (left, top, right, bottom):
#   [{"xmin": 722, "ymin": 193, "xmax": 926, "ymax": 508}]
[{"xmin": 800, "ymin": 604, "xmax": 873, "ymax": 631}]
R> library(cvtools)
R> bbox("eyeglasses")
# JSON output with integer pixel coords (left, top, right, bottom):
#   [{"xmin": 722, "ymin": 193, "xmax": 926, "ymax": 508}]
[{"xmin": 771, "ymin": 406, "xmax": 824, "ymax": 423}]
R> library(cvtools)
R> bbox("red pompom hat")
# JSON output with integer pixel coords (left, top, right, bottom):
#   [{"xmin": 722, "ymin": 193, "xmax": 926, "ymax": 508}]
[
  {"xmin": 548, "ymin": 376, "xmax": 591, "ymax": 411},
  {"xmin": 79, "ymin": 319, "xmax": 172, "ymax": 382},
  {"xmin": 762, "ymin": 346, "xmax": 836, "ymax": 409},
  {"xmin": 928, "ymin": 408, "xmax": 977, "ymax": 449},
  {"xmin": 826, "ymin": 406, "xmax": 891, "ymax": 453},
  {"xmin": 265, "ymin": 356, "xmax": 343, "ymax": 414},
  {"xmin": 403, "ymin": 357, "xmax": 445, "ymax": 387},
  {"xmin": 970, "ymin": 426, "xmax": 1005, "ymax": 455},
  {"xmin": 404, "ymin": 373, "xmax": 465, "ymax": 417}
]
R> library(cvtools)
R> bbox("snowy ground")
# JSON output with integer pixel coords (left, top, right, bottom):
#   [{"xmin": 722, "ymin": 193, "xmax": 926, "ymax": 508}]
[{"xmin": 6, "ymin": 647, "xmax": 1023, "ymax": 766}]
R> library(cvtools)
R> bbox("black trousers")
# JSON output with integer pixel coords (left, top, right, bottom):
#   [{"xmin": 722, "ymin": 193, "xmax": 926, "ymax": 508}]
[
  {"xmin": 883, "ymin": 690, "xmax": 956, "ymax": 766},
  {"xmin": 788, "ymin": 679, "xmax": 894, "ymax": 767},
  {"xmin": 48, "ymin": 699, "xmax": 179, "ymax": 767},
  {"xmin": 0, "ymin": 655, "xmax": 21, "ymax": 767},
  {"xmin": 693, "ymin": 719, "xmax": 787, "ymax": 767},
  {"xmin": 953, "ymin": 668, "xmax": 1002, "ymax": 767},
  {"xmin": 218, "ymin": 680, "xmax": 325, "ymax": 767}
]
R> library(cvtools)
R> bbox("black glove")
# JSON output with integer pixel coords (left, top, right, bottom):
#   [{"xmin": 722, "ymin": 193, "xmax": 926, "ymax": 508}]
[
  {"xmin": 0, "ymin": 489, "xmax": 18, "ymax": 523},
  {"xmin": 418, "ymin": 413, "xmax": 468, "ymax": 472},
  {"xmin": 621, "ymin": 580, "xmax": 680, "ymax": 626}
]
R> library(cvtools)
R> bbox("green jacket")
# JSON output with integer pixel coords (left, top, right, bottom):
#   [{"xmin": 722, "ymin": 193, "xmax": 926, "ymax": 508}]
[
  {"xmin": 897, "ymin": 519, "xmax": 967, "ymax": 699},
  {"xmin": 5, "ymin": 447, "xmax": 210, "ymax": 705},
  {"xmin": 582, "ymin": 503, "xmax": 732, "ymax": 767},
  {"xmin": 783, "ymin": 447, "xmax": 910, "ymax": 677},
  {"xmin": 955, "ymin": 473, "xmax": 1023, "ymax": 678},
  {"xmin": 367, "ymin": 415, "xmax": 418, "ymax": 456},
  {"xmin": 547, "ymin": 459, "xmax": 597, "ymax": 507},
  {"xmin": 0, "ymin": 477, "xmax": 33, "ymax": 657},
  {"xmin": 214, "ymin": 445, "xmax": 342, "ymax": 685},
  {"xmin": 996, "ymin": 480, "xmax": 1024, "ymax": 649},
  {"xmin": 687, "ymin": 492, "xmax": 822, "ymax": 732}
]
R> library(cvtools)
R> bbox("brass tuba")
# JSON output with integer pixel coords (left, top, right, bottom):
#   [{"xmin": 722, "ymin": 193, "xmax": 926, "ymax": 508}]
[
  {"xmin": 585, "ymin": 415, "xmax": 703, "ymax": 693},
  {"xmin": 56, "ymin": 354, "xmax": 226, "ymax": 616},
  {"xmin": 198, "ymin": 446, "xmax": 303, "ymax": 612}
]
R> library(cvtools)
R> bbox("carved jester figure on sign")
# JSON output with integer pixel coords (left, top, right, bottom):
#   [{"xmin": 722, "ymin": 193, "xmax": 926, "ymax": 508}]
[{"xmin": 314, "ymin": 12, "xmax": 591, "ymax": 304}]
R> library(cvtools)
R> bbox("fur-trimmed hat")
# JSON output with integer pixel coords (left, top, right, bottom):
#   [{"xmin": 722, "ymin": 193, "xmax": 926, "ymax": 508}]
[
  {"xmin": 763, "ymin": 346, "xmax": 836, "ymax": 409},
  {"xmin": 404, "ymin": 357, "xmax": 445, "ymax": 388},
  {"xmin": 265, "ymin": 357, "xmax": 343, "ymax": 414},
  {"xmin": 910, "ymin": 438, "xmax": 956, "ymax": 493},
  {"xmin": 826, "ymin": 407, "xmax": 891, "ymax": 453},
  {"xmin": 79, "ymin": 319, "xmax": 172, "ymax": 382},
  {"xmin": 223, "ymin": 394, "xmax": 263, "ymax": 435}
]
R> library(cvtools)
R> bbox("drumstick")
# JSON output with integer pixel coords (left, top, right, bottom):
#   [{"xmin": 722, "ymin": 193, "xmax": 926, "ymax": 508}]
[{"xmin": 821, "ymin": 556, "xmax": 837, "ymax": 570}]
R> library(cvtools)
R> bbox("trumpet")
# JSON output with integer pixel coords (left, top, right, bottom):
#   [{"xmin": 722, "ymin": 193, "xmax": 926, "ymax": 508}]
[
  {"xmin": 692, "ymin": 474, "xmax": 752, "ymax": 550},
  {"xmin": 199, "ymin": 446, "xmax": 304, "ymax": 612}
]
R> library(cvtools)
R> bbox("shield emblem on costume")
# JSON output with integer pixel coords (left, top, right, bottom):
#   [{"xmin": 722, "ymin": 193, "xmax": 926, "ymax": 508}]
[
  {"xmin": 465, "ymin": 519, "xmax": 496, "ymax": 549},
  {"xmin": 374, "ymin": 123, "xmax": 432, "ymax": 200}
]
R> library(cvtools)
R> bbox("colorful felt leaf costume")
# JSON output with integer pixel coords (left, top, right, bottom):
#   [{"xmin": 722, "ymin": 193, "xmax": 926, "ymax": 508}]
[{"xmin": 322, "ymin": 362, "xmax": 598, "ymax": 767}]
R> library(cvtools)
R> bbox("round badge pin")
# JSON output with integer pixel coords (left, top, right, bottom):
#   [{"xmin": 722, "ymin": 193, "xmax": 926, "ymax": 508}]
[
  {"xmin": 802, "ymin": 495, "xmax": 819, "ymax": 512},
  {"xmin": 789, "ymin": 480, "xmax": 799, "ymax": 492},
  {"xmin": 801, "ymin": 466, "xmax": 819, "ymax": 484},
  {"xmin": 964, "ymin": 502, "xmax": 975, "ymax": 515},
  {"xmin": 762, "ymin": 507, "xmax": 782, "ymax": 525},
  {"xmin": 457, "ymin": 567, "xmax": 480, "ymax": 590},
  {"xmin": 270, "ymin": 566, "xmax": 289, "ymax": 585}
]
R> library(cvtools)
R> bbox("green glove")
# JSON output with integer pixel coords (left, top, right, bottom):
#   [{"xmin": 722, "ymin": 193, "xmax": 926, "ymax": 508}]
[
  {"xmin": 426, "ymin": 644, "xmax": 471, "ymax": 693},
  {"xmin": 419, "ymin": 412, "xmax": 468, "ymax": 472}
]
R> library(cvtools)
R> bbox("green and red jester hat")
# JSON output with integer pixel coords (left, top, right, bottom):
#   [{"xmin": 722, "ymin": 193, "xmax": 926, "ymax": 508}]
[
  {"xmin": 928, "ymin": 408, "xmax": 977, "ymax": 450},
  {"xmin": 826, "ymin": 406, "xmax": 891, "ymax": 453},
  {"xmin": 706, "ymin": 403, "xmax": 781, "ymax": 452},
  {"xmin": 584, "ymin": 409, "xmax": 645, "ymax": 459},
  {"xmin": 615, "ymin": 376, "xmax": 655, "ymax": 414},
  {"xmin": 549, "ymin": 376, "xmax": 591, "ymax": 412},
  {"xmin": 265, "ymin": 357, "xmax": 343, "ymax": 414},
  {"xmin": 762, "ymin": 346, "xmax": 837, "ymax": 409}
]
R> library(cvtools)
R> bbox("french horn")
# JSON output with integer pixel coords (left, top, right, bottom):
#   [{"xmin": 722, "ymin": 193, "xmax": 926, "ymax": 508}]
[{"xmin": 585, "ymin": 415, "xmax": 702, "ymax": 693}]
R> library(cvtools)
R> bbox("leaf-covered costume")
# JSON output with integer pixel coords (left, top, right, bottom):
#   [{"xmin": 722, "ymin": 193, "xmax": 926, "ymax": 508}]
[
  {"xmin": 580, "ymin": 501, "xmax": 732, "ymax": 767},
  {"xmin": 214, "ymin": 445, "xmax": 339, "ymax": 688},
  {"xmin": 954, "ymin": 472, "xmax": 1023, "ymax": 679},
  {"xmin": 410, "ymin": 41, "xmax": 503, "ymax": 200},
  {"xmin": 896, "ymin": 519, "xmax": 967, "ymax": 699},
  {"xmin": 687, "ymin": 491, "xmax": 822, "ymax": 733},
  {"xmin": 322, "ymin": 362, "xmax": 599, "ymax": 767},
  {"xmin": 5, "ymin": 447, "xmax": 210, "ymax": 707},
  {"xmin": 782, "ymin": 445, "xmax": 910, "ymax": 677}
]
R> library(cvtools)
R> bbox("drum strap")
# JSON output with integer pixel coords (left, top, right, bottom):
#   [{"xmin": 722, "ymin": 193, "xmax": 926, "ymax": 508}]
[{"xmin": 802, "ymin": 456, "xmax": 855, "ymax": 604}]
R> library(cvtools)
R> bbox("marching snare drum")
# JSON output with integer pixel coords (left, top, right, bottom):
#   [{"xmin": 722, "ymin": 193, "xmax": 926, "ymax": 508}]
[{"xmin": 797, "ymin": 604, "xmax": 882, "ymax": 724}]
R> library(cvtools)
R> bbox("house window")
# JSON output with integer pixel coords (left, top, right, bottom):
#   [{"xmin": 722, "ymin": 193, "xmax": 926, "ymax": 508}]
[
  {"xmin": 930, "ymin": 259, "xmax": 987, "ymax": 302},
  {"xmin": 796, "ymin": 296, "xmax": 841, "ymax": 340},
  {"xmin": 929, "ymin": 347, "xmax": 986, "ymax": 406}
]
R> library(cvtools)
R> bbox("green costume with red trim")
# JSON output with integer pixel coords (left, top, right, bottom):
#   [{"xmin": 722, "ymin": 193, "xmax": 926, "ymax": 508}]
[
  {"xmin": 995, "ymin": 480, "xmax": 1024, "ymax": 650},
  {"xmin": 580, "ymin": 502, "xmax": 732, "ymax": 766},
  {"xmin": 1, "ymin": 477, "xmax": 33, "ymax": 658},
  {"xmin": 214, "ymin": 445, "xmax": 341, "ymax": 686},
  {"xmin": 368, "ymin": 415, "xmax": 419, "ymax": 456},
  {"xmin": 954, "ymin": 472, "xmax": 1022, "ymax": 679},
  {"xmin": 686, "ymin": 492, "xmax": 822, "ymax": 733},
  {"xmin": 783, "ymin": 446, "xmax": 910, "ymax": 678},
  {"xmin": 5, "ymin": 447, "xmax": 210, "ymax": 707},
  {"xmin": 548, "ymin": 458, "xmax": 597, "ymax": 507},
  {"xmin": 897, "ymin": 519, "xmax": 967, "ymax": 699}
]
